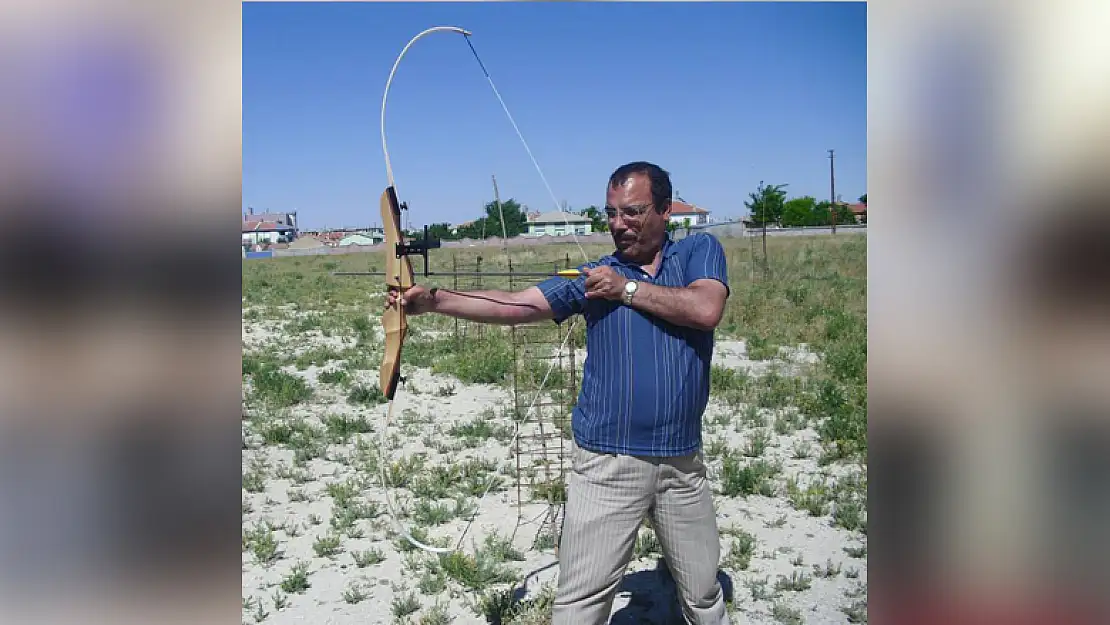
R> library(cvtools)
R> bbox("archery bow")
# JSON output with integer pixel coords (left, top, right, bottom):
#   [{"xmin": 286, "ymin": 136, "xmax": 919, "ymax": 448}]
[{"xmin": 375, "ymin": 26, "xmax": 592, "ymax": 555}]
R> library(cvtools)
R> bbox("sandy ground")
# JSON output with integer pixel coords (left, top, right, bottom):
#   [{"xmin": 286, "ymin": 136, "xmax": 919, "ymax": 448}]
[{"xmin": 242, "ymin": 308, "xmax": 867, "ymax": 624}]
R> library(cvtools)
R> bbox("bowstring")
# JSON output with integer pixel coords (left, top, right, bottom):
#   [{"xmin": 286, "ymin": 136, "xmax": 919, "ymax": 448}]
[
  {"xmin": 452, "ymin": 34, "xmax": 591, "ymax": 552},
  {"xmin": 463, "ymin": 35, "xmax": 589, "ymax": 263}
]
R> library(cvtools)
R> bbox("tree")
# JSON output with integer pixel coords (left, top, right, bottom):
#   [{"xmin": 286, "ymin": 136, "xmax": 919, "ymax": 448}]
[
  {"xmin": 814, "ymin": 200, "xmax": 858, "ymax": 226},
  {"xmin": 838, "ymin": 205, "xmax": 858, "ymax": 225},
  {"xmin": 482, "ymin": 198, "xmax": 527, "ymax": 238},
  {"xmin": 455, "ymin": 218, "xmax": 487, "ymax": 240},
  {"xmin": 579, "ymin": 205, "xmax": 609, "ymax": 233},
  {"xmin": 426, "ymin": 222, "xmax": 456, "ymax": 241},
  {"xmin": 812, "ymin": 200, "xmax": 830, "ymax": 225},
  {"xmin": 451, "ymin": 216, "xmax": 483, "ymax": 240},
  {"xmin": 781, "ymin": 196, "xmax": 818, "ymax": 227},
  {"xmin": 858, "ymin": 193, "xmax": 867, "ymax": 204},
  {"xmin": 744, "ymin": 182, "xmax": 788, "ymax": 227}
]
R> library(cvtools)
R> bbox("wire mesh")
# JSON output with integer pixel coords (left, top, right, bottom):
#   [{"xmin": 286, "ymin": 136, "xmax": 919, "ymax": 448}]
[{"xmin": 445, "ymin": 253, "xmax": 581, "ymax": 552}]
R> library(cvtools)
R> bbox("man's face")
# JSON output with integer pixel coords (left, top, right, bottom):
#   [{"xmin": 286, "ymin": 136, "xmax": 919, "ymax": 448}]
[{"xmin": 605, "ymin": 172, "xmax": 670, "ymax": 262}]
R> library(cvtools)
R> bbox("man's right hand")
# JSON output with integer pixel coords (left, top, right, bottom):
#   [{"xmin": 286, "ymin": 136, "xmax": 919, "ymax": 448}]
[{"xmin": 385, "ymin": 285, "xmax": 436, "ymax": 316}]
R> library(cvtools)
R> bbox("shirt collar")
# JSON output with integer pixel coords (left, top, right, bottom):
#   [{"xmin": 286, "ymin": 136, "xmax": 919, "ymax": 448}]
[{"xmin": 662, "ymin": 231, "xmax": 679, "ymax": 257}]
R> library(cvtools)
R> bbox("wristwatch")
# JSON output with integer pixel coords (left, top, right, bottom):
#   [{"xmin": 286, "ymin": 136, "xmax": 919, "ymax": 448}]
[{"xmin": 622, "ymin": 280, "xmax": 639, "ymax": 305}]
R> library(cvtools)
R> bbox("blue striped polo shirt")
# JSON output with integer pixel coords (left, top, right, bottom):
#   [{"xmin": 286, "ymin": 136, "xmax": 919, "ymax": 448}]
[{"xmin": 535, "ymin": 232, "xmax": 730, "ymax": 457}]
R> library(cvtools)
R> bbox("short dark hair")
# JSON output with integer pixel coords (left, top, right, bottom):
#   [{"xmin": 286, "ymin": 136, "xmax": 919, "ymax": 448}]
[{"xmin": 608, "ymin": 161, "xmax": 672, "ymax": 213}]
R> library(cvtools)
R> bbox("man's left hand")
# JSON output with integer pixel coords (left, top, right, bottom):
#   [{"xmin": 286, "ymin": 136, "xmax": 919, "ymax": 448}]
[{"xmin": 583, "ymin": 266, "xmax": 628, "ymax": 300}]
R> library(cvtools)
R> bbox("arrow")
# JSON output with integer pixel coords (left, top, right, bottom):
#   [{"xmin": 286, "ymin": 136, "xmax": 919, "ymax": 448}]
[{"xmin": 333, "ymin": 269, "xmax": 582, "ymax": 278}]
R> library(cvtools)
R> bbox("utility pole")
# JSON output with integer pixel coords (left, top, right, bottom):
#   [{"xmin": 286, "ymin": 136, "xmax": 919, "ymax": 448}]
[
  {"xmin": 491, "ymin": 174, "xmax": 509, "ymax": 254},
  {"xmin": 760, "ymin": 180, "xmax": 768, "ymax": 276},
  {"xmin": 828, "ymin": 149, "xmax": 837, "ymax": 234}
]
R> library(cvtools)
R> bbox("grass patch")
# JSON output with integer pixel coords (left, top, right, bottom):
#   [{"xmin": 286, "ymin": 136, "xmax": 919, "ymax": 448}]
[
  {"xmin": 279, "ymin": 561, "xmax": 311, "ymax": 594},
  {"xmin": 718, "ymin": 452, "xmax": 780, "ymax": 497},
  {"xmin": 347, "ymin": 383, "xmax": 387, "ymax": 405},
  {"xmin": 318, "ymin": 368, "xmax": 349, "ymax": 385},
  {"xmin": 244, "ymin": 362, "xmax": 312, "ymax": 408},
  {"xmin": 321, "ymin": 413, "xmax": 373, "ymax": 442},
  {"xmin": 438, "ymin": 547, "xmax": 519, "ymax": 592},
  {"xmin": 449, "ymin": 418, "xmax": 514, "ymax": 443},
  {"xmin": 351, "ymin": 548, "xmax": 386, "ymax": 567},
  {"xmin": 720, "ymin": 528, "xmax": 757, "ymax": 571}
]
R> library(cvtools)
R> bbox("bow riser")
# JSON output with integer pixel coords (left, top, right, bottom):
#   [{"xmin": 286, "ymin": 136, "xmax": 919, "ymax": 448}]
[{"xmin": 380, "ymin": 186, "xmax": 413, "ymax": 400}]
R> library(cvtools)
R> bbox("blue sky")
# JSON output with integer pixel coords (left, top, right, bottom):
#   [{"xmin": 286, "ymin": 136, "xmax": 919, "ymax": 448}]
[{"xmin": 244, "ymin": 2, "xmax": 866, "ymax": 230}]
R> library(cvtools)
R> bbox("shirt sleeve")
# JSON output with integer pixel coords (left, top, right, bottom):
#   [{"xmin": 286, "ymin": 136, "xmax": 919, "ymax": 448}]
[
  {"xmin": 536, "ymin": 262, "xmax": 593, "ymax": 324},
  {"xmin": 684, "ymin": 234, "xmax": 730, "ymax": 295}
]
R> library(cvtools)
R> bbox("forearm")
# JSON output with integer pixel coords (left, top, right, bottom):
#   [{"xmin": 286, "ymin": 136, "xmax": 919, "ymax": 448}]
[
  {"xmin": 628, "ymin": 283, "xmax": 720, "ymax": 331},
  {"xmin": 430, "ymin": 288, "xmax": 545, "ymax": 325}
]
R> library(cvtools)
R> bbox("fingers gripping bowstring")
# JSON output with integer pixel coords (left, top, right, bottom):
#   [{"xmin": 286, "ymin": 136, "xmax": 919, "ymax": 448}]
[{"xmin": 378, "ymin": 26, "xmax": 590, "ymax": 555}]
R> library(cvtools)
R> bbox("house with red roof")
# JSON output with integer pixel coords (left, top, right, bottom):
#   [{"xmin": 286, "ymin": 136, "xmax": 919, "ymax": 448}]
[
  {"xmin": 242, "ymin": 220, "xmax": 296, "ymax": 246},
  {"xmin": 844, "ymin": 201, "xmax": 867, "ymax": 224},
  {"xmin": 242, "ymin": 207, "xmax": 299, "ymax": 246},
  {"xmin": 668, "ymin": 198, "xmax": 711, "ymax": 227}
]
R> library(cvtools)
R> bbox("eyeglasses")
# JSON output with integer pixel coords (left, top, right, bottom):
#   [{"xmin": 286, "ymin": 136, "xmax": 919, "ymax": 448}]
[{"xmin": 604, "ymin": 204, "xmax": 653, "ymax": 221}]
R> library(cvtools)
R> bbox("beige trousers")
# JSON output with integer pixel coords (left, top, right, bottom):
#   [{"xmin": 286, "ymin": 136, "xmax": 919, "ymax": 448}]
[{"xmin": 552, "ymin": 441, "xmax": 730, "ymax": 625}]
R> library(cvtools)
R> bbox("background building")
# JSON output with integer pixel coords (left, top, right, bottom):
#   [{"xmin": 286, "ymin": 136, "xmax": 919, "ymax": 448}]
[
  {"xmin": 525, "ymin": 211, "xmax": 593, "ymax": 237},
  {"xmin": 668, "ymin": 198, "xmax": 711, "ymax": 227},
  {"xmin": 242, "ymin": 207, "xmax": 299, "ymax": 246}
]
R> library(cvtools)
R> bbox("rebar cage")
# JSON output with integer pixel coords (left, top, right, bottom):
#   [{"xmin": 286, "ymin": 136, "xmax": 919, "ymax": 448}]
[{"xmin": 448, "ymin": 253, "xmax": 583, "ymax": 552}]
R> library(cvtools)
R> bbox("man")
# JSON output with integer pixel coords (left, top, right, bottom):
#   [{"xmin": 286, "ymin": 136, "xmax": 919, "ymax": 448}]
[{"xmin": 388, "ymin": 161, "xmax": 731, "ymax": 624}]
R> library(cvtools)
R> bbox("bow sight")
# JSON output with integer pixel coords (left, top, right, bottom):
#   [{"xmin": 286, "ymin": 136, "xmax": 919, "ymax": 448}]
[{"xmin": 393, "ymin": 218, "xmax": 442, "ymax": 278}]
